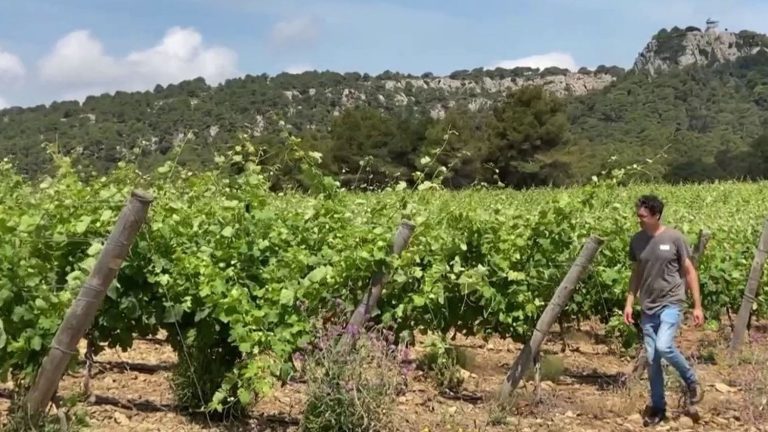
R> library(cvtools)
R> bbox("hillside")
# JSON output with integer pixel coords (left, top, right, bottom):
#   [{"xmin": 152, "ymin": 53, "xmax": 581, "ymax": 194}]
[
  {"xmin": 561, "ymin": 22, "xmax": 768, "ymax": 183},
  {"xmin": 3, "ymin": 22, "xmax": 768, "ymax": 187},
  {"xmin": 0, "ymin": 66, "xmax": 620, "ymax": 181}
]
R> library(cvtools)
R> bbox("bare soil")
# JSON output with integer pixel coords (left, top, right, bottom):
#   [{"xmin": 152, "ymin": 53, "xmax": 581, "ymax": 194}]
[{"xmin": 2, "ymin": 320, "xmax": 767, "ymax": 432}]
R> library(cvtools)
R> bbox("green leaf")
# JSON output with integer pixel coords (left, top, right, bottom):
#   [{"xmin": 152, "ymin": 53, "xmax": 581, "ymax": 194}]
[
  {"xmin": 0, "ymin": 319, "xmax": 6, "ymax": 350},
  {"xmin": 87, "ymin": 242, "xmax": 103, "ymax": 256},
  {"xmin": 412, "ymin": 295, "xmax": 426, "ymax": 306},
  {"xmin": 75, "ymin": 216, "xmax": 92, "ymax": 234},
  {"xmin": 0, "ymin": 288, "xmax": 10, "ymax": 304},
  {"xmin": 18, "ymin": 214, "xmax": 41, "ymax": 233},
  {"xmin": 163, "ymin": 304, "xmax": 184, "ymax": 323},
  {"xmin": 305, "ymin": 266, "xmax": 327, "ymax": 283},
  {"xmin": 30, "ymin": 336, "xmax": 42, "ymax": 351},
  {"xmin": 237, "ymin": 387, "xmax": 252, "ymax": 405},
  {"xmin": 99, "ymin": 209, "xmax": 115, "ymax": 223},
  {"xmin": 121, "ymin": 297, "xmax": 140, "ymax": 319},
  {"xmin": 194, "ymin": 307, "xmax": 211, "ymax": 322},
  {"xmin": 278, "ymin": 362, "xmax": 293, "ymax": 382},
  {"xmin": 279, "ymin": 288, "xmax": 295, "ymax": 305},
  {"xmin": 107, "ymin": 280, "xmax": 119, "ymax": 299},
  {"xmin": 221, "ymin": 226, "xmax": 234, "ymax": 237}
]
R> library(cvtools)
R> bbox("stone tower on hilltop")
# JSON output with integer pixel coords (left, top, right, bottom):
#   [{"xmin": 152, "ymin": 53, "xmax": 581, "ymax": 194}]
[{"xmin": 705, "ymin": 18, "xmax": 719, "ymax": 33}]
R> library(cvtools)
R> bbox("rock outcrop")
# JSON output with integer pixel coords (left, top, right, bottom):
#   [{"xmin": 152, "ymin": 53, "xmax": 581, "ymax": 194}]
[
  {"xmin": 633, "ymin": 20, "xmax": 768, "ymax": 75},
  {"xmin": 377, "ymin": 72, "xmax": 615, "ymax": 98},
  {"xmin": 287, "ymin": 69, "xmax": 617, "ymax": 119}
]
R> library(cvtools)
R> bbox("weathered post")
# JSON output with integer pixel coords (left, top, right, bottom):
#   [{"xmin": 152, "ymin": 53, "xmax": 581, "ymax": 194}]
[
  {"xmin": 347, "ymin": 220, "xmax": 416, "ymax": 331},
  {"xmin": 690, "ymin": 229, "xmax": 712, "ymax": 268},
  {"xmin": 25, "ymin": 190, "xmax": 154, "ymax": 418},
  {"xmin": 625, "ymin": 229, "xmax": 711, "ymax": 380},
  {"xmin": 532, "ymin": 352, "xmax": 542, "ymax": 402},
  {"xmin": 729, "ymin": 219, "xmax": 768, "ymax": 355},
  {"xmin": 500, "ymin": 235, "xmax": 604, "ymax": 399}
]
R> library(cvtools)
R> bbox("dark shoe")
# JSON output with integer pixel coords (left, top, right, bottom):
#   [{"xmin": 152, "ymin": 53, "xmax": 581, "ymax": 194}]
[
  {"xmin": 686, "ymin": 380, "xmax": 704, "ymax": 405},
  {"xmin": 642, "ymin": 405, "xmax": 666, "ymax": 427}
]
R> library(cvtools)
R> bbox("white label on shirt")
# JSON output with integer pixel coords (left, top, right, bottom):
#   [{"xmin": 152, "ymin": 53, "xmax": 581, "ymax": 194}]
[{"xmin": 659, "ymin": 244, "xmax": 670, "ymax": 250}]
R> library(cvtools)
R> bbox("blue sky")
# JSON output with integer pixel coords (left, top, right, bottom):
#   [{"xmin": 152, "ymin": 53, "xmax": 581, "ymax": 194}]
[{"xmin": 1, "ymin": 0, "xmax": 767, "ymax": 108}]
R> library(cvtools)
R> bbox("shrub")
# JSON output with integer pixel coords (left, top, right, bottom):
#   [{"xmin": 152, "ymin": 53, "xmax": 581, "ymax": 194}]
[
  {"xmin": 417, "ymin": 335, "xmax": 466, "ymax": 393},
  {"xmin": 728, "ymin": 347, "xmax": 768, "ymax": 425},
  {"xmin": 168, "ymin": 324, "xmax": 246, "ymax": 422},
  {"xmin": 300, "ymin": 324, "xmax": 407, "ymax": 432},
  {"xmin": 1, "ymin": 379, "xmax": 88, "ymax": 432}
]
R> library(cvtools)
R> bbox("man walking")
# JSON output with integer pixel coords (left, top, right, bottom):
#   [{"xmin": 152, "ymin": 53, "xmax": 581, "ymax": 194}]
[{"xmin": 623, "ymin": 194, "xmax": 704, "ymax": 426}]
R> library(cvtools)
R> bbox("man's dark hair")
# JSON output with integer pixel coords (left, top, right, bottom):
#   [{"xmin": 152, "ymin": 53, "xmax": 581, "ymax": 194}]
[{"xmin": 636, "ymin": 194, "xmax": 664, "ymax": 217}]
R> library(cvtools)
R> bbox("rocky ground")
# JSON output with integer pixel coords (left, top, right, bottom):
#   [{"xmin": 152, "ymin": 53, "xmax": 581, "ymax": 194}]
[{"xmin": 2, "ymin": 319, "xmax": 767, "ymax": 431}]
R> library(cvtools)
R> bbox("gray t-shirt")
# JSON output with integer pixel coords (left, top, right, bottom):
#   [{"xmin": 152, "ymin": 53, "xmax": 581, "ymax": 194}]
[{"xmin": 629, "ymin": 227, "xmax": 690, "ymax": 315}]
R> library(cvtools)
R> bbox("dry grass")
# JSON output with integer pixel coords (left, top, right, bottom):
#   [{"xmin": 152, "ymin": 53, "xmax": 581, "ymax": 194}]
[
  {"xmin": 721, "ymin": 347, "xmax": 768, "ymax": 425},
  {"xmin": 573, "ymin": 377, "xmax": 647, "ymax": 420}
]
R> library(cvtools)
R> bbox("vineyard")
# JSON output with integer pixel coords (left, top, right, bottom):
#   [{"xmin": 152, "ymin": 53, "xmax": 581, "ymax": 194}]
[{"xmin": 2, "ymin": 142, "xmax": 768, "ymax": 431}]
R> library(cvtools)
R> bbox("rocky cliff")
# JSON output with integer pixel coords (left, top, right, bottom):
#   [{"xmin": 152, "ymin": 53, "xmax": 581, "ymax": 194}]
[
  {"xmin": 305, "ymin": 69, "xmax": 618, "ymax": 120},
  {"xmin": 633, "ymin": 21, "xmax": 768, "ymax": 75}
]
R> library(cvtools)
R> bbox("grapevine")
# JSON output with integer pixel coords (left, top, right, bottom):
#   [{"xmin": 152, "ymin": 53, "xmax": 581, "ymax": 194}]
[{"xmin": 1, "ymin": 142, "xmax": 768, "ymax": 415}]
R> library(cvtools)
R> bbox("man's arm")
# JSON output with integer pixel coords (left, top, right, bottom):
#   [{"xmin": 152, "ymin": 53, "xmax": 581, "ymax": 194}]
[
  {"xmin": 675, "ymin": 233, "xmax": 701, "ymax": 309},
  {"xmin": 682, "ymin": 253, "xmax": 705, "ymax": 326},
  {"xmin": 682, "ymin": 257, "xmax": 702, "ymax": 309},
  {"xmin": 628, "ymin": 262, "xmax": 640, "ymax": 294},
  {"xmin": 624, "ymin": 262, "xmax": 639, "ymax": 324}
]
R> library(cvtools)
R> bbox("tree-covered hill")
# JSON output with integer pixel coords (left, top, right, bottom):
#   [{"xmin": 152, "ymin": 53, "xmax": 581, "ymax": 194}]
[
  {"xmin": 4, "ymin": 23, "xmax": 768, "ymax": 188},
  {"xmin": 0, "ymin": 66, "xmax": 618, "ymax": 181},
  {"xmin": 557, "ymin": 49, "xmax": 768, "ymax": 183}
]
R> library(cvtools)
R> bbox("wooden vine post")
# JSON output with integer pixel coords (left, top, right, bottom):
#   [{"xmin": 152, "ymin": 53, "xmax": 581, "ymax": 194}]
[
  {"xmin": 500, "ymin": 235, "xmax": 604, "ymax": 400},
  {"xmin": 729, "ymin": 219, "xmax": 768, "ymax": 355},
  {"xmin": 24, "ymin": 190, "xmax": 154, "ymax": 419},
  {"xmin": 624, "ymin": 229, "xmax": 711, "ymax": 381},
  {"xmin": 347, "ymin": 219, "xmax": 416, "ymax": 331}
]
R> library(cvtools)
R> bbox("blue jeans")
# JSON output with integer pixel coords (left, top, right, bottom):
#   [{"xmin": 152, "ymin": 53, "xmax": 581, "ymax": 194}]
[{"xmin": 641, "ymin": 304, "xmax": 697, "ymax": 411}]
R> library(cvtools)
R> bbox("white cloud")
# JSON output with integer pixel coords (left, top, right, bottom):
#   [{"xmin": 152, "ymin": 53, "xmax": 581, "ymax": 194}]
[
  {"xmin": 0, "ymin": 48, "xmax": 25, "ymax": 83},
  {"xmin": 38, "ymin": 27, "xmax": 240, "ymax": 99},
  {"xmin": 38, "ymin": 30, "xmax": 121, "ymax": 84},
  {"xmin": 283, "ymin": 64, "xmax": 314, "ymax": 74},
  {"xmin": 269, "ymin": 15, "xmax": 320, "ymax": 49},
  {"xmin": 490, "ymin": 52, "xmax": 578, "ymax": 71},
  {"xmin": 0, "ymin": 95, "xmax": 8, "ymax": 109}
]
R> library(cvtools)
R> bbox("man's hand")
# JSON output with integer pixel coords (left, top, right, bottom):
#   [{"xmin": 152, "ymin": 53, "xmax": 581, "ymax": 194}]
[
  {"xmin": 692, "ymin": 307, "xmax": 705, "ymax": 327},
  {"xmin": 623, "ymin": 306, "xmax": 635, "ymax": 325}
]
